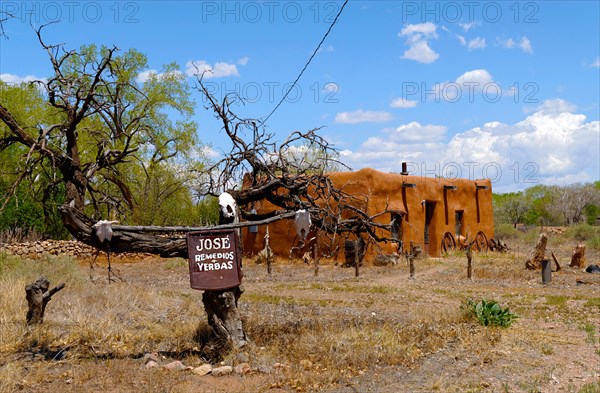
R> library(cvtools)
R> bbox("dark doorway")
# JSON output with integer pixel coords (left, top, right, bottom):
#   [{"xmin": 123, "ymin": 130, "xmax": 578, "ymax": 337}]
[
  {"xmin": 424, "ymin": 202, "xmax": 435, "ymax": 254},
  {"xmin": 455, "ymin": 210, "xmax": 464, "ymax": 237},
  {"xmin": 391, "ymin": 212, "xmax": 403, "ymax": 252}
]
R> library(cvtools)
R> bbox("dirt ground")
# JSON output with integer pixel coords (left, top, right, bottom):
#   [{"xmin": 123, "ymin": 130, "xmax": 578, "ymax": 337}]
[{"xmin": 1, "ymin": 241, "xmax": 599, "ymax": 393}]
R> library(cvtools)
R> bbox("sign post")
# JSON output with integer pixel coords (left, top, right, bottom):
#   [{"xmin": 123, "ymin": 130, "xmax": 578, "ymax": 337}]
[{"xmin": 186, "ymin": 229, "xmax": 242, "ymax": 291}]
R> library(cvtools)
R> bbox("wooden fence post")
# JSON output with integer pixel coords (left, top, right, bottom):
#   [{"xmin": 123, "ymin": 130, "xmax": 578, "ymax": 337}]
[
  {"xmin": 313, "ymin": 241, "xmax": 319, "ymax": 276},
  {"xmin": 354, "ymin": 240, "xmax": 360, "ymax": 277},
  {"xmin": 466, "ymin": 241, "xmax": 474, "ymax": 280}
]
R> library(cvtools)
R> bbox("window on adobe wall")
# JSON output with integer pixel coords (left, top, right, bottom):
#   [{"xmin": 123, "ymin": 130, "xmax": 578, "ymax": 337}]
[
  {"xmin": 391, "ymin": 212, "xmax": 404, "ymax": 251},
  {"xmin": 455, "ymin": 210, "xmax": 464, "ymax": 236}
]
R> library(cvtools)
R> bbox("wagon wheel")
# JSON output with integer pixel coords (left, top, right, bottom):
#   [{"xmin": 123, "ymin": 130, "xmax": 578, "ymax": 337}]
[
  {"xmin": 474, "ymin": 231, "xmax": 489, "ymax": 252},
  {"xmin": 441, "ymin": 232, "xmax": 456, "ymax": 254}
]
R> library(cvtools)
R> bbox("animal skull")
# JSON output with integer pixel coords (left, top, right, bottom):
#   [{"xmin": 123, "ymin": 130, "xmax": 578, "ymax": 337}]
[
  {"xmin": 294, "ymin": 209, "xmax": 311, "ymax": 241},
  {"xmin": 92, "ymin": 220, "xmax": 119, "ymax": 243},
  {"xmin": 218, "ymin": 192, "xmax": 238, "ymax": 220}
]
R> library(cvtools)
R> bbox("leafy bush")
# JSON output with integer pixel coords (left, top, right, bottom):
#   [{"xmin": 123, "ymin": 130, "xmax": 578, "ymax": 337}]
[
  {"xmin": 462, "ymin": 299, "xmax": 519, "ymax": 328},
  {"xmin": 589, "ymin": 236, "xmax": 600, "ymax": 251},
  {"xmin": 494, "ymin": 223, "xmax": 519, "ymax": 239},
  {"xmin": 566, "ymin": 223, "xmax": 599, "ymax": 241}
]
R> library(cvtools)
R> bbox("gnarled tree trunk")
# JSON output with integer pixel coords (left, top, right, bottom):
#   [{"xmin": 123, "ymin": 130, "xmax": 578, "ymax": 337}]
[
  {"xmin": 200, "ymin": 202, "xmax": 247, "ymax": 359},
  {"xmin": 25, "ymin": 276, "xmax": 65, "ymax": 324}
]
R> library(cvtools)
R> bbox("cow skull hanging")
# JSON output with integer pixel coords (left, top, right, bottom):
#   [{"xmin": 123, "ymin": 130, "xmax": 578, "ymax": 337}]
[
  {"xmin": 294, "ymin": 209, "xmax": 311, "ymax": 241},
  {"xmin": 218, "ymin": 192, "xmax": 238, "ymax": 225}
]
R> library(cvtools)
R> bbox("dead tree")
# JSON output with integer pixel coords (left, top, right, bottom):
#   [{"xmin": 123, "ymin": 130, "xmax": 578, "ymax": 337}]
[
  {"xmin": 25, "ymin": 276, "xmax": 65, "ymax": 324},
  {"xmin": 199, "ymin": 193, "xmax": 247, "ymax": 355},
  {"xmin": 525, "ymin": 233, "xmax": 548, "ymax": 270},
  {"xmin": 1, "ymin": 33, "xmax": 402, "ymax": 357},
  {"xmin": 193, "ymin": 79, "xmax": 401, "ymax": 252}
]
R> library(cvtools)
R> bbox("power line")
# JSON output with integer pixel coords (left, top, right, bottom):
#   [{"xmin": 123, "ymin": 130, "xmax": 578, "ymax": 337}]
[{"xmin": 259, "ymin": 0, "xmax": 349, "ymax": 127}]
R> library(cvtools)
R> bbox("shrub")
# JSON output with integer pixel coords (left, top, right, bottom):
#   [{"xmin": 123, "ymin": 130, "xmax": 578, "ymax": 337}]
[
  {"xmin": 565, "ymin": 224, "xmax": 600, "ymax": 250},
  {"xmin": 565, "ymin": 223, "xmax": 599, "ymax": 241},
  {"xmin": 589, "ymin": 236, "xmax": 600, "ymax": 251},
  {"xmin": 494, "ymin": 224, "xmax": 519, "ymax": 239},
  {"xmin": 462, "ymin": 299, "xmax": 519, "ymax": 328}
]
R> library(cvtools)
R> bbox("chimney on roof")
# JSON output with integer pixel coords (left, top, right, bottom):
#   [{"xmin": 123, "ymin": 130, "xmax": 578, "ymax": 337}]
[{"xmin": 401, "ymin": 162, "xmax": 409, "ymax": 176}]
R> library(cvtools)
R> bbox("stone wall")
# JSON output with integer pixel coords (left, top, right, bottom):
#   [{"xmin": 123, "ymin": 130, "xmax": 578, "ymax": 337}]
[{"xmin": 0, "ymin": 240, "xmax": 153, "ymax": 259}]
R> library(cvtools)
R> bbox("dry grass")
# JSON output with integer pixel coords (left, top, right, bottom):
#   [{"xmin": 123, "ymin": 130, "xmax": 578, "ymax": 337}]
[
  {"xmin": 1, "ymin": 228, "xmax": 599, "ymax": 392},
  {"xmin": 0, "ymin": 254, "xmax": 204, "ymax": 361}
]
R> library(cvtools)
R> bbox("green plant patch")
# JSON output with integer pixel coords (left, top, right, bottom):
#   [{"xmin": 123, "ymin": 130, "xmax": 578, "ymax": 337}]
[
  {"xmin": 581, "ymin": 323, "xmax": 596, "ymax": 345},
  {"xmin": 546, "ymin": 295, "xmax": 568, "ymax": 307},
  {"xmin": 584, "ymin": 298, "xmax": 600, "ymax": 309},
  {"xmin": 578, "ymin": 379, "xmax": 600, "ymax": 393},
  {"xmin": 462, "ymin": 298, "xmax": 519, "ymax": 328}
]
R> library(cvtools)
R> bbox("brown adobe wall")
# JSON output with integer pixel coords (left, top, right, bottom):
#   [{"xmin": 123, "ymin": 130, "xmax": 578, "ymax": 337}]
[{"xmin": 242, "ymin": 168, "xmax": 494, "ymax": 260}]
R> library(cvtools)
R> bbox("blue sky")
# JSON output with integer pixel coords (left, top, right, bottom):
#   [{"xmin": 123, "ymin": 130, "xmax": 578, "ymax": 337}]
[{"xmin": 1, "ymin": 0, "xmax": 599, "ymax": 192}]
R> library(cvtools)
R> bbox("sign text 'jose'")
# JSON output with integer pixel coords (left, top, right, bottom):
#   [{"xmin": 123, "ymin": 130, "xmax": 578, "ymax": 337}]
[{"xmin": 186, "ymin": 229, "xmax": 242, "ymax": 291}]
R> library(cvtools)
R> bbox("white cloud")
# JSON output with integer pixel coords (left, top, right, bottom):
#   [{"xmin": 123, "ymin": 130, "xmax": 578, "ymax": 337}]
[
  {"xmin": 402, "ymin": 40, "xmax": 439, "ymax": 64},
  {"xmin": 399, "ymin": 22, "xmax": 437, "ymax": 38},
  {"xmin": 338, "ymin": 104, "xmax": 599, "ymax": 192},
  {"xmin": 497, "ymin": 36, "xmax": 533, "ymax": 54},
  {"xmin": 497, "ymin": 37, "xmax": 516, "ymax": 49},
  {"xmin": 390, "ymin": 98, "xmax": 417, "ymax": 108},
  {"xmin": 136, "ymin": 69, "xmax": 158, "ymax": 83},
  {"xmin": 456, "ymin": 35, "xmax": 466, "ymax": 46},
  {"xmin": 467, "ymin": 37, "xmax": 486, "ymax": 51},
  {"xmin": 592, "ymin": 57, "xmax": 600, "ymax": 67},
  {"xmin": 335, "ymin": 110, "xmax": 392, "ymax": 124},
  {"xmin": 185, "ymin": 60, "xmax": 240, "ymax": 78},
  {"xmin": 399, "ymin": 22, "xmax": 439, "ymax": 64},
  {"xmin": 429, "ymin": 69, "xmax": 496, "ymax": 102},
  {"xmin": 237, "ymin": 56, "xmax": 250, "ymax": 66},
  {"xmin": 198, "ymin": 145, "xmax": 221, "ymax": 160},
  {"xmin": 387, "ymin": 122, "xmax": 447, "ymax": 143},
  {"xmin": 535, "ymin": 98, "xmax": 577, "ymax": 114},
  {"xmin": 459, "ymin": 21, "xmax": 480, "ymax": 31},
  {"xmin": 0, "ymin": 73, "xmax": 46, "ymax": 84},
  {"xmin": 136, "ymin": 69, "xmax": 184, "ymax": 84},
  {"xmin": 456, "ymin": 69, "xmax": 493, "ymax": 85},
  {"xmin": 519, "ymin": 37, "xmax": 533, "ymax": 54}
]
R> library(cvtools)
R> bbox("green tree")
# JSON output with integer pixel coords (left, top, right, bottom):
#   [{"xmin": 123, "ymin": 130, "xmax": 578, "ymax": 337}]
[
  {"xmin": 493, "ymin": 192, "xmax": 531, "ymax": 228},
  {"xmin": 523, "ymin": 185, "xmax": 560, "ymax": 226},
  {"xmin": 0, "ymin": 28, "xmax": 207, "ymax": 241}
]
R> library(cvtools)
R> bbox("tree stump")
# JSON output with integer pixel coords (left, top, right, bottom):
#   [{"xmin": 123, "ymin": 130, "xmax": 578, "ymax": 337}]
[
  {"xmin": 525, "ymin": 233, "xmax": 547, "ymax": 270},
  {"xmin": 25, "ymin": 276, "xmax": 65, "ymax": 324},
  {"xmin": 201, "ymin": 286, "xmax": 247, "ymax": 358},
  {"xmin": 570, "ymin": 244, "xmax": 586, "ymax": 268},
  {"xmin": 200, "ymin": 198, "xmax": 247, "ymax": 360}
]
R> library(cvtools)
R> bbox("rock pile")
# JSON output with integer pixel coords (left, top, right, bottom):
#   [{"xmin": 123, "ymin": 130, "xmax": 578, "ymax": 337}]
[
  {"xmin": 142, "ymin": 352, "xmax": 265, "ymax": 377},
  {"xmin": 0, "ymin": 240, "xmax": 152, "ymax": 260}
]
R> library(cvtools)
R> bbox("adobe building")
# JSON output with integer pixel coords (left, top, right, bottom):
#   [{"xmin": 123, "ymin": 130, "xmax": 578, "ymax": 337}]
[{"xmin": 242, "ymin": 168, "xmax": 494, "ymax": 260}]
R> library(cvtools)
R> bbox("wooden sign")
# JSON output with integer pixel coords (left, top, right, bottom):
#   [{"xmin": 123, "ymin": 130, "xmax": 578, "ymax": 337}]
[{"xmin": 186, "ymin": 229, "xmax": 242, "ymax": 291}]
